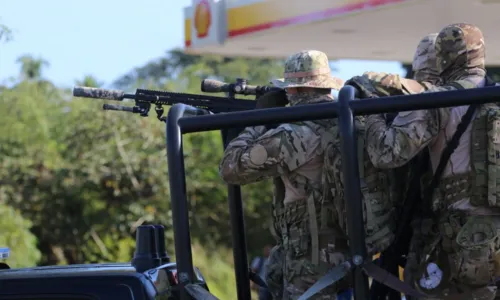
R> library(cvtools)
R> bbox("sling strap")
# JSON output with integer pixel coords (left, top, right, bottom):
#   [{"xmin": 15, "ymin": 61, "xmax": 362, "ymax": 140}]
[{"xmin": 422, "ymin": 83, "xmax": 476, "ymax": 218}]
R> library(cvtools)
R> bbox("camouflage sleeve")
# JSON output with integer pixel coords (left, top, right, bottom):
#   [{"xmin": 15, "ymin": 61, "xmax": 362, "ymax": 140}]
[
  {"xmin": 219, "ymin": 124, "xmax": 321, "ymax": 185},
  {"xmin": 362, "ymin": 71, "xmax": 429, "ymax": 96},
  {"xmin": 364, "ymin": 81, "xmax": 466, "ymax": 168},
  {"xmin": 345, "ymin": 72, "xmax": 429, "ymax": 99},
  {"xmin": 365, "ymin": 108, "xmax": 450, "ymax": 168}
]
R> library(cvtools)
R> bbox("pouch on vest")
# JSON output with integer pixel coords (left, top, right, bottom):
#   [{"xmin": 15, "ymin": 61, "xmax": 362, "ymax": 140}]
[
  {"xmin": 284, "ymin": 204, "xmax": 310, "ymax": 259},
  {"xmin": 456, "ymin": 76, "xmax": 500, "ymax": 209},
  {"xmin": 455, "ymin": 216, "xmax": 498, "ymax": 286},
  {"xmin": 470, "ymin": 104, "xmax": 500, "ymax": 208}
]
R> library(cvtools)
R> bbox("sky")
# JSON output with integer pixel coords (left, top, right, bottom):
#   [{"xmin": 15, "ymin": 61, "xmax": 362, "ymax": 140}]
[{"xmin": 0, "ymin": 0, "xmax": 405, "ymax": 89}]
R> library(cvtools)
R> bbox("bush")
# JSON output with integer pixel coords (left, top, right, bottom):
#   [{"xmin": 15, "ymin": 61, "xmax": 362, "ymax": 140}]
[
  {"xmin": 0, "ymin": 202, "xmax": 41, "ymax": 268},
  {"xmin": 192, "ymin": 242, "xmax": 258, "ymax": 299}
]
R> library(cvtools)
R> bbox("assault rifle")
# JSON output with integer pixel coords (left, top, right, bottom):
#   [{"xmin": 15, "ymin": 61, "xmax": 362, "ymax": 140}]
[{"xmin": 72, "ymin": 78, "xmax": 282, "ymax": 122}]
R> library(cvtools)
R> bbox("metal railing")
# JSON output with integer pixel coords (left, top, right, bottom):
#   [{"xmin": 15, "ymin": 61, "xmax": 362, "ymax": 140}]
[{"xmin": 166, "ymin": 85, "xmax": 500, "ymax": 300}]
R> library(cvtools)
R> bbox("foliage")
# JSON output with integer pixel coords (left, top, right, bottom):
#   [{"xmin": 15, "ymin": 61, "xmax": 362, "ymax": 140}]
[
  {"xmin": 114, "ymin": 49, "xmax": 283, "ymax": 96},
  {"xmin": 191, "ymin": 242, "xmax": 259, "ymax": 299},
  {"xmin": 0, "ymin": 47, "xmax": 282, "ymax": 269},
  {"xmin": 0, "ymin": 21, "xmax": 12, "ymax": 43},
  {"xmin": 0, "ymin": 203, "xmax": 41, "ymax": 268}
]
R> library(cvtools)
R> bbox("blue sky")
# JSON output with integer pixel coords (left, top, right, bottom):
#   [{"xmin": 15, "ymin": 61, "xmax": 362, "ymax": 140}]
[{"xmin": 0, "ymin": 0, "xmax": 404, "ymax": 89}]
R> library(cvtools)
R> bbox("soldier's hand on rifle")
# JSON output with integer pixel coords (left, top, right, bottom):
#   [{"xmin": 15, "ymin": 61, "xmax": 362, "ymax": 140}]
[
  {"xmin": 256, "ymin": 90, "xmax": 288, "ymax": 109},
  {"xmin": 345, "ymin": 76, "xmax": 378, "ymax": 99}
]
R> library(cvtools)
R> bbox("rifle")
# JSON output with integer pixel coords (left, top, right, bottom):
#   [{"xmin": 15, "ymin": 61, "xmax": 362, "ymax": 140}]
[{"xmin": 72, "ymin": 78, "xmax": 281, "ymax": 122}]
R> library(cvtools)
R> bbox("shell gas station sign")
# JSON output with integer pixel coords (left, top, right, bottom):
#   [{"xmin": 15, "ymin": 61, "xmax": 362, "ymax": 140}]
[
  {"xmin": 183, "ymin": 0, "xmax": 500, "ymax": 64},
  {"xmin": 188, "ymin": 0, "xmax": 227, "ymax": 49},
  {"xmin": 193, "ymin": 0, "xmax": 211, "ymax": 39}
]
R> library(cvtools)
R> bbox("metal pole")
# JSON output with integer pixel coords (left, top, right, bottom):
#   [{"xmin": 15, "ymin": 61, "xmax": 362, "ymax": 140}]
[
  {"xmin": 166, "ymin": 104, "xmax": 209, "ymax": 300},
  {"xmin": 221, "ymin": 128, "xmax": 252, "ymax": 300},
  {"xmin": 178, "ymin": 86, "xmax": 500, "ymax": 133},
  {"xmin": 337, "ymin": 86, "xmax": 370, "ymax": 300}
]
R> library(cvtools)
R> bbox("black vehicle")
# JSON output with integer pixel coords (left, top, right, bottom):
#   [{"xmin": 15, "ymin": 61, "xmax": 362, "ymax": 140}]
[
  {"xmin": 2, "ymin": 80, "xmax": 500, "ymax": 300},
  {"xmin": 0, "ymin": 225, "xmax": 210, "ymax": 300}
]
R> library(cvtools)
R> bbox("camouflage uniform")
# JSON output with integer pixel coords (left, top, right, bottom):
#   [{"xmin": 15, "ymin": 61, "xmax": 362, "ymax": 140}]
[
  {"xmin": 328, "ymin": 118, "xmax": 396, "ymax": 257},
  {"xmin": 403, "ymin": 33, "xmax": 442, "ymax": 289},
  {"xmin": 412, "ymin": 33, "xmax": 441, "ymax": 84},
  {"xmin": 219, "ymin": 50, "xmax": 347, "ymax": 299},
  {"xmin": 347, "ymin": 24, "xmax": 500, "ymax": 299}
]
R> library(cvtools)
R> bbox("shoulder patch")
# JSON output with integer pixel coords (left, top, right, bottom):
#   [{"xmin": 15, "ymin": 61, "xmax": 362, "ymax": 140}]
[{"xmin": 249, "ymin": 145, "xmax": 268, "ymax": 166}]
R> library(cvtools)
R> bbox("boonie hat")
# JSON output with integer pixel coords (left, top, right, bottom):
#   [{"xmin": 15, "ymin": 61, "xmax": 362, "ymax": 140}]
[{"xmin": 271, "ymin": 50, "xmax": 343, "ymax": 90}]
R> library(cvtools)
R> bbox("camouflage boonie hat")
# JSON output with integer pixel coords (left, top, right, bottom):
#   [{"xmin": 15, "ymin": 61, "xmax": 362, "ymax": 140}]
[
  {"xmin": 435, "ymin": 23, "xmax": 485, "ymax": 74},
  {"xmin": 271, "ymin": 50, "xmax": 343, "ymax": 90}
]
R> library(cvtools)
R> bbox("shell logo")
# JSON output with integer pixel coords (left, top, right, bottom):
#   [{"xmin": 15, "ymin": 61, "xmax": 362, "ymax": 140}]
[{"xmin": 194, "ymin": 0, "xmax": 211, "ymax": 39}]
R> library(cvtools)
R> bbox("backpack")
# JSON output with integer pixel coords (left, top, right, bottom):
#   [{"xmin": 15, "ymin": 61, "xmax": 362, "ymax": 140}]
[{"xmin": 305, "ymin": 116, "xmax": 395, "ymax": 255}]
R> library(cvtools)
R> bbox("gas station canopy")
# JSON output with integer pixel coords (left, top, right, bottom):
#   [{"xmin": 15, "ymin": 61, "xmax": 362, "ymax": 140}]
[{"xmin": 183, "ymin": 0, "xmax": 500, "ymax": 64}]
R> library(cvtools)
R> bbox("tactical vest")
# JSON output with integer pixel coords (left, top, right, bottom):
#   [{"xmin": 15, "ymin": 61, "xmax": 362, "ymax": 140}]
[
  {"xmin": 271, "ymin": 116, "xmax": 396, "ymax": 266},
  {"xmin": 430, "ymin": 79, "xmax": 500, "ymax": 211},
  {"xmin": 412, "ymin": 79, "xmax": 500, "ymax": 299},
  {"xmin": 321, "ymin": 116, "xmax": 395, "ymax": 255},
  {"xmin": 271, "ymin": 119, "xmax": 346, "ymax": 267}
]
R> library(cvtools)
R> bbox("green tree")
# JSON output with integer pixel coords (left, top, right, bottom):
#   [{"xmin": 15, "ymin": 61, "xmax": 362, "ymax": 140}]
[
  {"xmin": 16, "ymin": 55, "xmax": 50, "ymax": 82},
  {"xmin": 0, "ymin": 21, "xmax": 12, "ymax": 43},
  {"xmin": 114, "ymin": 48, "xmax": 284, "ymax": 92},
  {"xmin": 0, "ymin": 48, "xmax": 281, "ymax": 299},
  {"xmin": 76, "ymin": 75, "xmax": 104, "ymax": 88},
  {"xmin": 0, "ymin": 203, "xmax": 41, "ymax": 268}
]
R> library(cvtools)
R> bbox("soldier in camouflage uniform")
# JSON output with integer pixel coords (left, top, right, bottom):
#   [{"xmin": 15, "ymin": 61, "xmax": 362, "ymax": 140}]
[
  {"xmin": 346, "ymin": 23, "xmax": 500, "ymax": 299},
  {"xmin": 219, "ymin": 50, "xmax": 347, "ymax": 299},
  {"xmin": 402, "ymin": 32, "xmax": 442, "ymax": 288}
]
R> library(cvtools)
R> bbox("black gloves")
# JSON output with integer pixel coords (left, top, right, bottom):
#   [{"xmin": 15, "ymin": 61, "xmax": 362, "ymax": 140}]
[
  {"xmin": 255, "ymin": 89, "xmax": 288, "ymax": 130},
  {"xmin": 256, "ymin": 90, "xmax": 288, "ymax": 109},
  {"xmin": 344, "ymin": 76, "xmax": 379, "ymax": 99}
]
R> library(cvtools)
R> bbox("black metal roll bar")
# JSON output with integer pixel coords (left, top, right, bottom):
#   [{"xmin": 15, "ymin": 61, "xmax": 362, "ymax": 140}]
[
  {"xmin": 166, "ymin": 85, "xmax": 500, "ymax": 300},
  {"xmin": 337, "ymin": 87, "xmax": 370, "ymax": 299},
  {"xmin": 166, "ymin": 105, "xmax": 210, "ymax": 300}
]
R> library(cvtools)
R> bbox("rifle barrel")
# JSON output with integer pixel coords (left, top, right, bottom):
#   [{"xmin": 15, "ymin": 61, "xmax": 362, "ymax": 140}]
[{"xmin": 73, "ymin": 86, "xmax": 127, "ymax": 101}]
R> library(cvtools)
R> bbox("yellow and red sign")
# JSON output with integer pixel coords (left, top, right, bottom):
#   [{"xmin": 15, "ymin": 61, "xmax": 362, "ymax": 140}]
[
  {"xmin": 185, "ymin": 0, "xmax": 407, "ymax": 48},
  {"xmin": 194, "ymin": 0, "xmax": 212, "ymax": 39}
]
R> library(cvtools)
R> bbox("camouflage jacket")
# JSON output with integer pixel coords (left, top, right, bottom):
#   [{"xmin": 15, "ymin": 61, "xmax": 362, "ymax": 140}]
[
  {"xmin": 219, "ymin": 96, "xmax": 332, "ymax": 205},
  {"xmin": 347, "ymin": 73, "xmax": 479, "ymax": 169}
]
